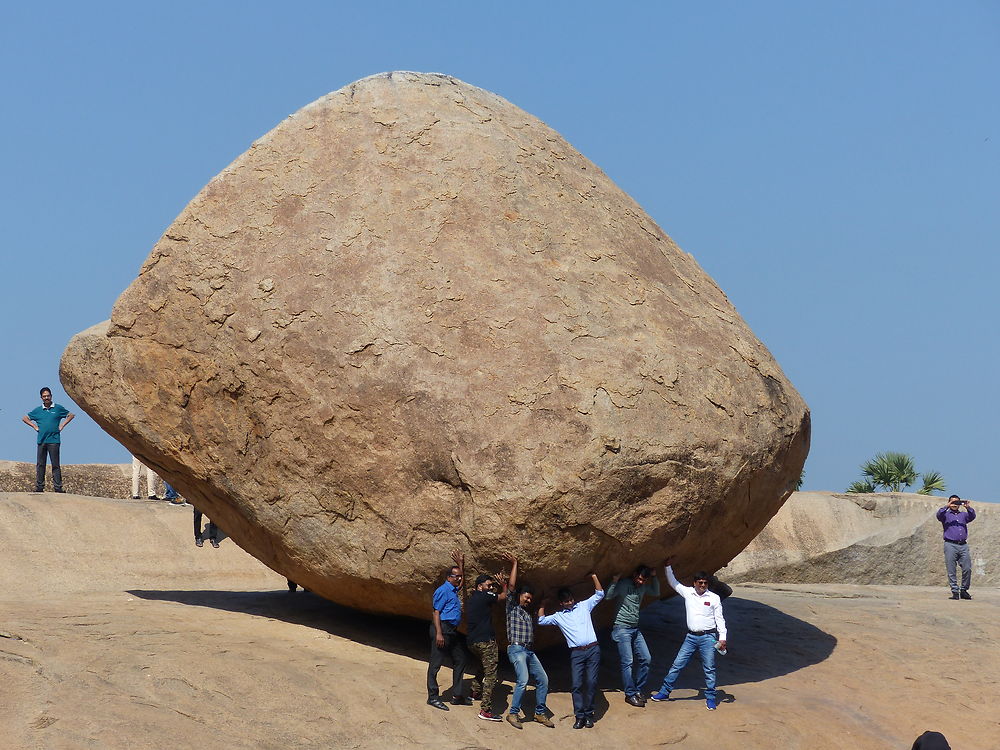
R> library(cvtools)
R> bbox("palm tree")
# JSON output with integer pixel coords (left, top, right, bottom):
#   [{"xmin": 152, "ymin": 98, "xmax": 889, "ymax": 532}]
[
  {"xmin": 917, "ymin": 470, "xmax": 947, "ymax": 495},
  {"xmin": 846, "ymin": 479, "xmax": 877, "ymax": 494},
  {"xmin": 860, "ymin": 452, "xmax": 918, "ymax": 492},
  {"xmin": 846, "ymin": 452, "xmax": 944, "ymax": 494}
]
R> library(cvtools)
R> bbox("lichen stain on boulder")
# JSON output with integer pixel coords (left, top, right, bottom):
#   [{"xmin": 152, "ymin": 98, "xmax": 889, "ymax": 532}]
[{"xmin": 60, "ymin": 72, "xmax": 810, "ymax": 622}]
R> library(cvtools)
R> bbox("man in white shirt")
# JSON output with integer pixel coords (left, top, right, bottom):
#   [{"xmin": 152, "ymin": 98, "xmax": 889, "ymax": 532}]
[
  {"xmin": 537, "ymin": 574, "xmax": 604, "ymax": 729},
  {"xmin": 650, "ymin": 560, "xmax": 727, "ymax": 710}
]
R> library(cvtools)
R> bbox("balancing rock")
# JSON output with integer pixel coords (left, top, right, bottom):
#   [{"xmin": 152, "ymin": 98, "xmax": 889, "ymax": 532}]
[{"xmin": 61, "ymin": 72, "xmax": 809, "ymax": 622}]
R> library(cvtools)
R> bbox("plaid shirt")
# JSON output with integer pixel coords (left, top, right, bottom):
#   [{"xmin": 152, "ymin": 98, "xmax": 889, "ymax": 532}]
[{"xmin": 506, "ymin": 595, "xmax": 535, "ymax": 646}]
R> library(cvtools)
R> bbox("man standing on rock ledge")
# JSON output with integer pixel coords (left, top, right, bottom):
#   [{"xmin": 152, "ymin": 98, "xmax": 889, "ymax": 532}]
[
  {"xmin": 937, "ymin": 494, "xmax": 976, "ymax": 600},
  {"xmin": 22, "ymin": 387, "xmax": 74, "ymax": 493}
]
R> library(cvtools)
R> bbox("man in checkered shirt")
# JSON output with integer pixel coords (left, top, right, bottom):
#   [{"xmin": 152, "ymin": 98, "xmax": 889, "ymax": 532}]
[{"xmin": 502, "ymin": 554, "xmax": 554, "ymax": 729}]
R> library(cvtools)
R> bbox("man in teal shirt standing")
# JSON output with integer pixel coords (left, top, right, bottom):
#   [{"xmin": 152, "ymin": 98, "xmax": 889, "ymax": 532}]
[
  {"xmin": 23, "ymin": 387, "xmax": 75, "ymax": 493},
  {"xmin": 605, "ymin": 564, "xmax": 660, "ymax": 706}
]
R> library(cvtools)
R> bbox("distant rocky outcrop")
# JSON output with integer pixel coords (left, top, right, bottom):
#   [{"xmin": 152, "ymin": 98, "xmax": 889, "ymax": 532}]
[
  {"xmin": 726, "ymin": 491, "xmax": 997, "ymax": 586},
  {"xmin": 60, "ymin": 72, "xmax": 809, "ymax": 623}
]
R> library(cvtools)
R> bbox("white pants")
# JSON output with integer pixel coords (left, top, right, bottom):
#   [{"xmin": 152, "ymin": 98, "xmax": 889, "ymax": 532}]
[{"xmin": 131, "ymin": 456, "xmax": 160, "ymax": 498}]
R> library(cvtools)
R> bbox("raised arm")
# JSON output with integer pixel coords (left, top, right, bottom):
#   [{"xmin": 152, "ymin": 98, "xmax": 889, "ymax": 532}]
[
  {"xmin": 647, "ymin": 569, "xmax": 661, "ymax": 598},
  {"xmin": 495, "ymin": 570, "xmax": 509, "ymax": 602},
  {"xmin": 591, "ymin": 573, "xmax": 603, "ymax": 593},
  {"xmin": 663, "ymin": 559, "xmax": 685, "ymax": 595},
  {"xmin": 451, "ymin": 549, "xmax": 466, "ymax": 607},
  {"xmin": 503, "ymin": 552, "xmax": 518, "ymax": 591},
  {"xmin": 605, "ymin": 573, "xmax": 621, "ymax": 600}
]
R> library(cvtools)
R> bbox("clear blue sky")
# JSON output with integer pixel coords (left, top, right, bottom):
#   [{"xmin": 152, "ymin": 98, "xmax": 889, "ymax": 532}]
[{"xmin": 2, "ymin": 2, "xmax": 997, "ymax": 501}]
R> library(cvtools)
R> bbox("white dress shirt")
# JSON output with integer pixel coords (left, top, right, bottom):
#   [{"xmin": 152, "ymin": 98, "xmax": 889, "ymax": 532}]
[{"xmin": 665, "ymin": 565, "xmax": 727, "ymax": 640}]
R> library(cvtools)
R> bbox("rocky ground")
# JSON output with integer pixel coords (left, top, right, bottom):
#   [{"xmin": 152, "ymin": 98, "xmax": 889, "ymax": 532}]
[{"xmin": 1, "ymin": 491, "xmax": 997, "ymax": 749}]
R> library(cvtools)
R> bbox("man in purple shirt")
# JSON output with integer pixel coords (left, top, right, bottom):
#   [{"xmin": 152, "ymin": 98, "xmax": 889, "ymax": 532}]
[{"xmin": 936, "ymin": 495, "xmax": 976, "ymax": 600}]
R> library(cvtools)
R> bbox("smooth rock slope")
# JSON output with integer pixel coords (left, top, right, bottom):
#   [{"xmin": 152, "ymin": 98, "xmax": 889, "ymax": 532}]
[
  {"xmin": 726, "ymin": 491, "xmax": 998, "ymax": 586},
  {"xmin": 60, "ymin": 72, "xmax": 809, "ymax": 619}
]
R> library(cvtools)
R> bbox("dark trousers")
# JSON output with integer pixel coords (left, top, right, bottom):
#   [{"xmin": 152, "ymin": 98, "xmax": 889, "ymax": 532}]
[
  {"xmin": 570, "ymin": 644, "xmax": 600, "ymax": 718},
  {"xmin": 427, "ymin": 621, "xmax": 467, "ymax": 698},
  {"xmin": 194, "ymin": 509, "xmax": 218, "ymax": 541},
  {"xmin": 35, "ymin": 443, "xmax": 62, "ymax": 492}
]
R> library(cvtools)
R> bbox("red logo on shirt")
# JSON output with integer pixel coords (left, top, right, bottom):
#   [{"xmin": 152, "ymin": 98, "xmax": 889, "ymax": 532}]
[{"xmin": 703, "ymin": 601, "xmax": 711, "ymax": 606}]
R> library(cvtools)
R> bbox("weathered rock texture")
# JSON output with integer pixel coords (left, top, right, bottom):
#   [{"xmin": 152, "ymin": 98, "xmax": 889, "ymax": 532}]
[
  {"xmin": 726, "ymin": 492, "xmax": 998, "ymax": 586},
  {"xmin": 60, "ymin": 72, "xmax": 809, "ymax": 622}
]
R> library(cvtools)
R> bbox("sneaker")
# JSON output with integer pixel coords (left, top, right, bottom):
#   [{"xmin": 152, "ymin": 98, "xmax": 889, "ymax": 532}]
[
  {"xmin": 427, "ymin": 696, "xmax": 449, "ymax": 711},
  {"xmin": 470, "ymin": 690, "xmax": 482, "ymax": 700},
  {"xmin": 148, "ymin": 495, "xmax": 158, "ymax": 500},
  {"xmin": 506, "ymin": 713, "xmax": 522, "ymax": 729},
  {"xmin": 960, "ymin": 590, "xmax": 973, "ymax": 600},
  {"xmin": 533, "ymin": 712, "xmax": 555, "ymax": 728},
  {"xmin": 210, "ymin": 539, "xmax": 220, "ymax": 548},
  {"xmin": 195, "ymin": 539, "xmax": 204, "ymax": 547},
  {"xmin": 478, "ymin": 710, "xmax": 501, "ymax": 722},
  {"xmin": 131, "ymin": 495, "xmax": 140, "ymax": 500},
  {"xmin": 650, "ymin": 690, "xmax": 672, "ymax": 702},
  {"xmin": 949, "ymin": 592, "xmax": 960, "ymax": 600},
  {"xmin": 706, "ymin": 698, "xmax": 717, "ymax": 710}
]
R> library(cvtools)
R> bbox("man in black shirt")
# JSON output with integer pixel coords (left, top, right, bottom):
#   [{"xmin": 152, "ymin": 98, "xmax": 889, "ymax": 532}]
[{"xmin": 466, "ymin": 571, "xmax": 508, "ymax": 722}]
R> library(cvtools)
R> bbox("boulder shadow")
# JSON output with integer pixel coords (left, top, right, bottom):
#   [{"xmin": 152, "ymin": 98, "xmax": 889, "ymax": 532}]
[
  {"xmin": 634, "ymin": 595, "xmax": 837, "ymax": 691},
  {"xmin": 126, "ymin": 588, "xmax": 432, "ymax": 662},
  {"xmin": 126, "ymin": 588, "xmax": 836, "ymax": 703}
]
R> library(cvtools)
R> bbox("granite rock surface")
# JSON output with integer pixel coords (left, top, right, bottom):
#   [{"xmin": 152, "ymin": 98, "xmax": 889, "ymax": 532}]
[{"xmin": 60, "ymin": 72, "xmax": 809, "ymax": 620}]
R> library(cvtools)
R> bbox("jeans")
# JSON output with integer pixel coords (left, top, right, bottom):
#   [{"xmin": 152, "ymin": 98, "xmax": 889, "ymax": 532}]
[
  {"xmin": 507, "ymin": 644, "xmax": 548, "ymax": 715},
  {"xmin": 164, "ymin": 483, "xmax": 178, "ymax": 501},
  {"xmin": 427, "ymin": 621, "xmax": 467, "ymax": 698},
  {"xmin": 657, "ymin": 633, "xmax": 717, "ymax": 701},
  {"xmin": 569, "ymin": 643, "xmax": 600, "ymax": 718},
  {"xmin": 611, "ymin": 625, "xmax": 651, "ymax": 697},
  {"xmin": 944, "ymin": 541, "xmax": 972, "ymax": 592},
  {"xmin": 35, "ymin": 443, "xmax": 62, "ymax": 492}
]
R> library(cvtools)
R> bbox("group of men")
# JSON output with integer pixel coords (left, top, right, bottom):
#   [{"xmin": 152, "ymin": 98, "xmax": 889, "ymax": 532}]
[{"xmin": 426, "ymin": 552, "xmax": 727, "ymax": 730}]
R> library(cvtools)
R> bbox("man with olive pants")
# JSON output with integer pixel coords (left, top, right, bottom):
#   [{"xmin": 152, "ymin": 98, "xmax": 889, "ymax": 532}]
[{"xmin": 936, "ymin": 494, "xmax": 976, "ymax": 600}]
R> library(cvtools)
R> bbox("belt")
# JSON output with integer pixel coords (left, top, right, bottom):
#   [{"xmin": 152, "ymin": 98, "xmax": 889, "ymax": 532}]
[
  {"xmin": 946, "ymin": 540, "xmax": 967, "ymax": 545},
  {"xmin": 689, "ymin": 629, "xmax": 718, "ymax": 636},
  {"xmin": 571, "ymin": 642, "xmax": 598, "ymax": 651},
  {"xmin": 510, "ymin": 642, "xmax": 533, "ymax": 649}
]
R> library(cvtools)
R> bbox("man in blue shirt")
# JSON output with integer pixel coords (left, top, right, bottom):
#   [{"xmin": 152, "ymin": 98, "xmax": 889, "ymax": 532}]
[
  {"xmin": 538, "ymin": 573, "xmax": 605, "ymax": 729},
  {"xmin": 936, "ymin": 494, "xmax": 976, "ymax": 600},
  {"xmin": 427, "ymin": 550, "xmax": 469, "ymax": 710},
  {"xmin": 22, "ymin": 387, "xmax": 75, "ymax": 493}
]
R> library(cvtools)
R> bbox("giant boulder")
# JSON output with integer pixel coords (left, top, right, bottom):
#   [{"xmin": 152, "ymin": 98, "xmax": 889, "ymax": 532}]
[{"xmin": 61, "ymin": 72, "xmax": 809, "ymax": 621}]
